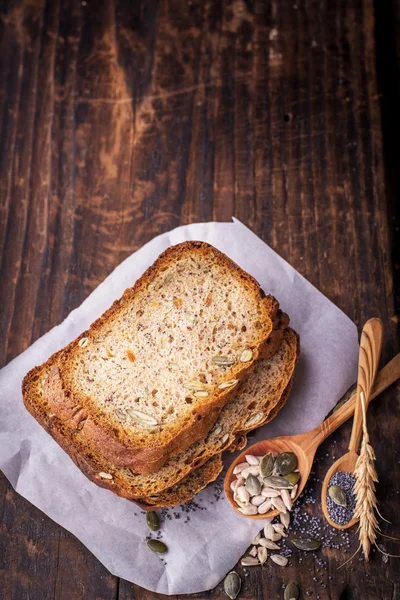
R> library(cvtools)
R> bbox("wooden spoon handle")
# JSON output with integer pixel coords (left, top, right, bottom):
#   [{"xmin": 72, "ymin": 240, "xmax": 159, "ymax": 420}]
[
  {"xmin": 306, "ymin": 352, "xmax": 400, "ymax": 451},
  {"xmin": 348, "ymin": 318, "xmax": 383, "ymax": 453}
]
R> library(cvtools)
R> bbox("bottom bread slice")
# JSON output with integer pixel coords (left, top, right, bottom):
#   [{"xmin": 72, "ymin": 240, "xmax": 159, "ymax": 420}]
[{"xmin": 137, "ymin": 373, "xmax": 294, "ymax": 508}]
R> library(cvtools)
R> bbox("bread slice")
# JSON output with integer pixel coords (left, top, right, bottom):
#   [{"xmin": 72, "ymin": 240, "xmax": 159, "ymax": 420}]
[
  {"xmin": 25, "ymin": 329, "xmax": 298, "ymax": 505},
  {"xmin": 23, "ymin": 241, "xmax": 288, "ymax": 473},
  {"xmin": 138, "ymin": 375, "xmax": 295, "ymax": 509}
]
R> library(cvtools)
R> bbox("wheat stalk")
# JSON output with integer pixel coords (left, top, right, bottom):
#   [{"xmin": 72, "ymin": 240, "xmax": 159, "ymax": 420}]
[{"xmin": 353, "ymin": 392, "xmax": 380, "ymax": 560}]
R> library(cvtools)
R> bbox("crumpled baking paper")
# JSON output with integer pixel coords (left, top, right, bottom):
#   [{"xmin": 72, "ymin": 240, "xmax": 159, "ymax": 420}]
[{"xmin": 0, "ymin": 219, "xmax": 359, "ymax": 594}]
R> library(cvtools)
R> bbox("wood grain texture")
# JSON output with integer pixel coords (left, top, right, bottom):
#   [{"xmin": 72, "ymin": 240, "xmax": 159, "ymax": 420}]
[{"xmin": 0, "ymin": 0, "xmax": 399, "ymax": 599}]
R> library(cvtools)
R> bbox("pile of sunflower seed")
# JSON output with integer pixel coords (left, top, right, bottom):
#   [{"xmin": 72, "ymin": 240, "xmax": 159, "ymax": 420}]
[{"xmin": 231, "ymin": 451, "xmax": 299, "ymax": 516}]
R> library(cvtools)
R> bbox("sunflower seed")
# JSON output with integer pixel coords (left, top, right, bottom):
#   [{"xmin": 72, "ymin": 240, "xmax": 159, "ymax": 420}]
[
  {"xmin": 272, "ymin": 523, "xmax": 287, "ymax": 537},
  {"xmin": 261, "ymin": 487, "xmax": 281, "ymax": 498},
  {"xmin": 146, "ymin": 511, "xmax": 160, "ymax": 531},
  {"xmin": 114, "ymin": 408, "xmax": 127, "ymax": 422},
  {"xmin": 230, "ymin": 479, "xmax": 241, "ymax": 493},
  {"xmin": 284, "ymin": 582, "xmax": 300, "ymax": 600},
  {"xmin": 233, "ymin": 462, "xmax": 248, "ymax": 475},
  {"xmin": 184, "ymin": 381, "xmax": 207, "ymax": 392},
  {"xmin": 241, "ymin": 466, "xmax": 260, "ymax": 478},
  {"xmin": 284, "ymin": 471, "xmax": 300, "ymax": 485},
  {"xmin": 220, "ymin": 433, "xmax": 230, "ymax": 446},
  {"xmin": 126, "ymin": 409, "xmax": 158, "ymax": 427},
  {"xmin": 273, "ymin": 452, "xmax": 298, "ymax": 476},
  {"xmin": 328, "ymin": 485, "xmax": 347, "ymax": 507},
  {"xmin": 270, "ymin": 533, "xmax": 282, "ymax": 542},
  {"xmin": 210, "ymin": 424, "xmax": 222, "ymax": 436},
  {"xmin": 213, "ymin": 355, "xmax": 236, "ymax": 368},
  {"xmin": 224, "ymin": 571, "xmax": 241, "ymax": 599},
  {"xmin": 258, "ymin": 546, "xmax": 268, "ymax": 564},
  {"xmin": 146, "ymin": 539, "xmax": 168, "ymax": 553},
  {"xmin": 78, "ymin": 337, "xmax": 89, "ymax": 348},
  {"xmin": 280, "ymin": 512, "xmax": 291, "ymax": 528},
  {"xmin": 263, "ymin": 523, "xmax": 275, "ymax": 539},
  {"xmin": 249, "ymin": 546, "xmax": 258, "ymax": 557},
  {"xmin": 238, "ymin": 505, "xmax": 258, "ymax": 516},
  {"xmin": 259, "ymin": 538, "xmax": 280, "ymax": 550},
  {"xmin": 240, "ymin": 349, "xmax": 253, "ymax": 362},
  {"xmin": 237, "ymin": 486, "xmax": 250, "ymax": 504},
  {"xmin": 253, "ymin": 532, "xmax": 262, "ymax": 545},
  {"xmin": 280, "ymin": 489, "xmax": 293, "ymax": 511},
  {"xmin": 246, "ymin": 474, "xmax": 262, "ymax": 496},
  {"xmin": 240, "ymin": 556, "xmax": 259, "ymax": 566},
  {"xmin": 244, "ymin": 412, "xmax": 265, "ymax": 428},
  {"xmin": 257, "ymin": 499, "xmax": 273, "ymax": 514},
  {"xmin": 263, "ymin": 476, "xmax": 294, "ymax": 490},
  {"xmin": 218, "ymin": 379, "xmax": 239, "ymax": 389},
  {"xmin": 194, "ymin": 390, "xmax": 209, "ymax": 397},
  {"xmin": 245, "ymin": 454, "xmax": 260, "ymax": 466},
  {"xmin": 251, "ymin": 495, "xmax": 266, "ymax": 506},
  {"xmin": 270, "ymin": 554, "xmax": 288, "ymax": 567},
  {"xmin": 290, "ymin": 484, "xmax": 299, "ymax": 500},
  {"xmin": 291, "ymin": 536, "xmax": 321, "ymax": 551},
  {"xmin": 234, "ymin": 497, "xmax": 250, "ymax": 509},
  {"xmin": 272, "ymin": 497, "xmax": 287, "ymax": 513},
  {"xmin": 98, "ymin": 472, "xmax": 113, "ymax": 480}
]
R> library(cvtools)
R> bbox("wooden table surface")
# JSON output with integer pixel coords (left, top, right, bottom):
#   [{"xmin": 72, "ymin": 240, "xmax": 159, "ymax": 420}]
[{"xmin": 1, "ymin": 0, "xmax": 399, "ymax": 598}]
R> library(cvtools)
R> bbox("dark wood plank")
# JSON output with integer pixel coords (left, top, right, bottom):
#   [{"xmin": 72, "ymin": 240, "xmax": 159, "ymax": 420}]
[{"xmin": 0, "ymin": 0, "xmax": 399, "ymax": 598}]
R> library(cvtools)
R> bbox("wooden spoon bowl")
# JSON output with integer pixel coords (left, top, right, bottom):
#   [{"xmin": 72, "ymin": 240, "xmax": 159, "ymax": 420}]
[
  {"xmin": 321, "ymin": 452, "xmax": 359, "ymax": 529},
  {"xmin": 224, "ymin": 351, "xmax": 400, "ymax": 521},
  {"xmin": 224, "ymin": 435, "xmax": 312, "ymax": 520}
]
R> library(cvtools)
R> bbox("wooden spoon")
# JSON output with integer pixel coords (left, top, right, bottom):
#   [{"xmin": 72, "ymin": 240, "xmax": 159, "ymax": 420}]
[
  {"xmin": 321, "ymin": 318, "xmax": 383, "ymax": 529},
  {"xmin": 224, "ymin": 349, "xmax": 399, "ymax": 520}
]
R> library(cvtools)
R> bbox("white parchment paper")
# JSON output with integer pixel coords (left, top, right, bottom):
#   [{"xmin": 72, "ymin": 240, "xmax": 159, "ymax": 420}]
[{"xmin": 0, "ymin": 219, "xmax": 359, "ymax": 594}]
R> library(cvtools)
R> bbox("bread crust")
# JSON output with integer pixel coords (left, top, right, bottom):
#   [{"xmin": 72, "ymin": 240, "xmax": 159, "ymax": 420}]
[{"xmin": 23, "ymin": 242, "xmax": 289, "ymax": 473}]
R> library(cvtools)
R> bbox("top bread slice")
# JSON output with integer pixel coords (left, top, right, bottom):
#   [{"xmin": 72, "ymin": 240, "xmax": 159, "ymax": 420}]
[
  {"xmin": 23, "ymin": 241, "xmax": 288, "ymax": 473},
  {"xmin": 28, "ymin": 328, "xmax": 298, "ymax": 504}
]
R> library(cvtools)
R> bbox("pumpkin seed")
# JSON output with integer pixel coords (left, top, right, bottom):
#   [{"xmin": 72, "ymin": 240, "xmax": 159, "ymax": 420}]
[
  {"xmin": 126, "ymin": 409, "xmax": 158, "ymax": 427},
  {"xmin": 284, "ymin": 471, "xmax": 300, "ymax": 485},
  {"xmin": 274, "ymin": 452, "xmax": 298, "ymax": 476},
  {"xmin": 146, "ymin": 538, "xmax": 168, "ymax": 553},
  {"xmin": 223, "ymin": 571, "xmax": 241, "ymax": 599},
  {"xmin": 146, "ymin": 511, "xmax": 159, "ymax": 531},
  {"xmin": 284, "ymin": 582, "xmax": 300, "ymax": 600},
  {"xmin": 240, "ymin": 348, "xmax": 253, "ymax": 362},
  {"xmin": 291, "ymin": 536, "xmax": 321, "ymax": 551},
  {"xmin": 260, "ymin": 453, "xmax": 275, "ymax": 478},
  {"xmin": 328, "ymin": 485, "xmax": 347, "ymax": 507},
  {"xmin": 263, "ymin": 476, "xmax": 294, "ymax": 490},
  {"xmin": 213, "ymin": 355, "xmax": 235, "ymax": 368},
  {"xmin": 246, "ymin": 474, "xmax": 261, "ymax": 496},
  {"xmin": 218, "ymin": 379, "xmax": 239, "ymax": 389},
  {"xmin": 114, "ymin": 408, "xmax": 127, "ymax": 422},
  {"xmin": 184, "ymin": 380, "xmax": 207, "ymax": 392}
]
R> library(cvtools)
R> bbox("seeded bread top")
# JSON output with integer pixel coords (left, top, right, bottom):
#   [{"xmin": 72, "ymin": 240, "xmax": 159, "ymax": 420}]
[{"xmin": 23, "ymin": 242, "xmax": 281, "ymax": 468}]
